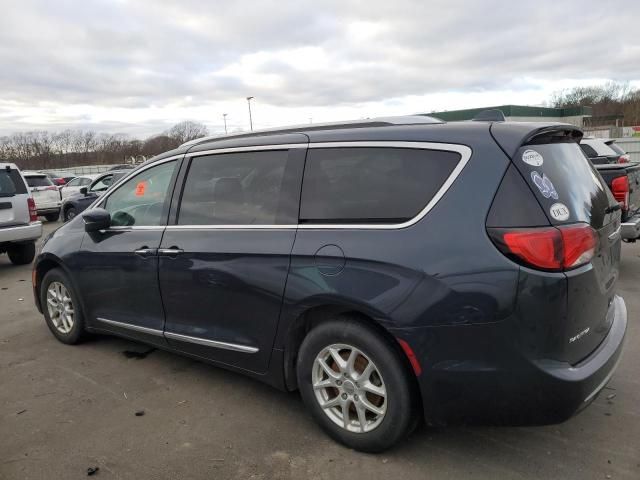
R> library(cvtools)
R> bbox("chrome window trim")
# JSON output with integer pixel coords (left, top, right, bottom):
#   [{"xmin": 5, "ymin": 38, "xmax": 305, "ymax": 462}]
[
  {"xmin": 91, "ymin": 142, "xmax": 471, "ymax": 231},
  {"xmin": 184, "ymin": 143, "xmax": 306, "ymax": 158},
  {"xmin": 164, "ymin": 331, "xmax": 259, "ymax": 354},
  {"xmin": 95, "ymin": 317, "xmax": 164, "ymax": 336},
  {"xmin": 166, "ymin": 225, "xmax": 297, "ymax": 231}
]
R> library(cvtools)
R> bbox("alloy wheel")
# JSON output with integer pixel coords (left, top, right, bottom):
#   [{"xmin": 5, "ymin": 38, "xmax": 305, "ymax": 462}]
[
  {"xmin": 46, "ymin": 281, "xmax": 75, "ymax": 334},
  {"xmin": 312, "ymin": 344, "xmax": 387, "ymax": 433}
]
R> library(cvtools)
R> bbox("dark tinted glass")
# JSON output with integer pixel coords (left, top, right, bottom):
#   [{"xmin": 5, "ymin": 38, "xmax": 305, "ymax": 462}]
[
  {"xmin": 513, "ymin": 143, "xmax": 615, "ymax": 229},
  {"xmin": 300, "ymin": 147, "xmax": 460, "ymax": 223},
  {"xmin": 25, "ymin": 175, "xmax": 53, "ymax": 187},
  {"xmin": 579, "ymin": 144, "xmax": 597, "ymax": 158},
  {"xmin": 178, "ymin": 150, "xmax": 290, "ymax": 225},
  {"xmin": 0, "ymin": 169, "xmax": 27, "ymax": 196}
]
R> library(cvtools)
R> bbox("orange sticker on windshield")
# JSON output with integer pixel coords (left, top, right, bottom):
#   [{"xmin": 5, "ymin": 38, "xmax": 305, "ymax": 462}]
[{"xmin": 135, "ymin": 181, "xmax": 147, "ymax": 196}]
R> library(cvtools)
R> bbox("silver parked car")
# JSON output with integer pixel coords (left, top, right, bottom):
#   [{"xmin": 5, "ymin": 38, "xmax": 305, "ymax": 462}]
[{"xmin": 0, "ymin": 163, "xmax": 43, "ymax": 264}]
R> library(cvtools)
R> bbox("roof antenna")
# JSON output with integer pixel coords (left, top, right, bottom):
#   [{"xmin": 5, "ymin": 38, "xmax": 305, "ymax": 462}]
[{"xmin": 472, "ymin": 109, "xmax": 506, "ymax": 122}]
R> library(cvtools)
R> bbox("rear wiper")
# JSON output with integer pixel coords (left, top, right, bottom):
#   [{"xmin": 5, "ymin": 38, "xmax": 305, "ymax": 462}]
[{"xmin": 605, "ymin": 204, "xmax": 622, "ymax": 214}]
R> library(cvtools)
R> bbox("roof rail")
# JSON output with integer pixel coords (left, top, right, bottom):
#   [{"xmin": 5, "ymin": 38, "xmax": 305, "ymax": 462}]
[
  {"xmin": 180, "ymin": 115, "xmax": 444, "ymax": 148},
  {"xmin": 472, "ymin": 109, "xmax": 506, "ymax": 122}
]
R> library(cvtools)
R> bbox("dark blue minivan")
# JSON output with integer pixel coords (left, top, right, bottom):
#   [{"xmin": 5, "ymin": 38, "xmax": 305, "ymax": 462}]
[{"xmin": 33, "ymin": 116, "xmax": 627, "ymax": 451}]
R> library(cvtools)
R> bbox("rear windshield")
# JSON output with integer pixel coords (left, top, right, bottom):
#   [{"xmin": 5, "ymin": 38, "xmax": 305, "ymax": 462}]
[
  {"xmin": 514, "ymin": 143, "xmax": 616, "ymax": 229},
  {"xmin": 25, "ymin": 175, "xmax": 53, "ymax": 187},
  {"xmin": 0, "ymin": 169, "xmax": 28, "ymax": 197}
]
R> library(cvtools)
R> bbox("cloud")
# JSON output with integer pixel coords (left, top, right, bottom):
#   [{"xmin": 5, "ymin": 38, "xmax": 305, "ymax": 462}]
[{"xmin": 0, "ymin": 0, "xmax": 638, "ymax": 135}]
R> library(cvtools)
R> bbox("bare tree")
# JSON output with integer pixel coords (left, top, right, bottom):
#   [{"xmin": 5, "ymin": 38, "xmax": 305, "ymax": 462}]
[{"xmin": 165, "ymin": 121, "xmax": 209, "ymax": 145}]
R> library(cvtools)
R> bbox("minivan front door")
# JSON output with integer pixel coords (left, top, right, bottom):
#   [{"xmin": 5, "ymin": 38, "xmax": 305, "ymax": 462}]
[
  {"xmin": 77, "ymin": 159, "xmax": 180, "ymax": 345},
  {"xmin": 158, "ymin": 144, "xmax": 306, "ymax": 373}
]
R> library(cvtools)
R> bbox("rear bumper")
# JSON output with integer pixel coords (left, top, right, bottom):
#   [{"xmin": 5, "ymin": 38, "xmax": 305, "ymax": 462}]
[
  {"xmin": 401, "ymin": 295, "xmax": 627, "ymax": 425},
  {"xmin": 0, "ymin": 221, "xmax": 42, "ymax": 244},
  {"xmin": 621, "ymin": 213, "xmax": 640, "ymax": 240}
]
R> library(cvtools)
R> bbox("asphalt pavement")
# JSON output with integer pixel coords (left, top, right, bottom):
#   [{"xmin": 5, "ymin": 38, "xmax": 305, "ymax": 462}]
[{"xmin": 1, "ymin": 220, "xmax": 639, "ymax": 479}]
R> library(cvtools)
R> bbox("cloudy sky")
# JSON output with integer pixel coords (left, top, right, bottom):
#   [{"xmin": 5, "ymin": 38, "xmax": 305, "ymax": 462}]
[{"xmin": 0, "ymin": 0, "xmax": 638, "ymax": 137}]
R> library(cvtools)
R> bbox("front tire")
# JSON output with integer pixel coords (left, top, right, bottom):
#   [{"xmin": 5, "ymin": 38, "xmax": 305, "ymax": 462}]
[
  {"xmin": 40, "ymin": 268, "xmax": 86, "ymax": 344},
  {"xmin": 64, "ymin": 207, "xmax": 77, "ymax": 222},
  {"xmin": 297, "ymin": 317, "xmax": 418, "ymax": 452},
  {"xmin": 7, "ymin": 242, "xmax": 36, "ymax": 265}
]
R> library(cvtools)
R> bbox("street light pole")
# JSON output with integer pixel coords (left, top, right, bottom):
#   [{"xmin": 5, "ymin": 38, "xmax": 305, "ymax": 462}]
[
  {"xmin": 246, "ymin": 96, "xmax": 254, "ymax": 131},
  {"xmin": 223, "ymin": 113, "xmax": 228, "ymax": 134}
]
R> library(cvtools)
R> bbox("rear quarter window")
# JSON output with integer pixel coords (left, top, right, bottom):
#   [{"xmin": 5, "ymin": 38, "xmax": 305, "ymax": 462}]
[
  {"xmin": 299, "ymin": 147, "xmax": 461, "ymax": 223},
  {"xmin": 0, "ymin": 169, "xmax": 28, "ymax": 196},
  {"xmin": 514, "ymin": 143, "xmax": 615, "ymax": 229}
]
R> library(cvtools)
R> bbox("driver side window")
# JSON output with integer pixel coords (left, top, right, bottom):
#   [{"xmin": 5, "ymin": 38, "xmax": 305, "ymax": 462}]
[
  {"xmin": 90, "ymin": 174, "xmax": 114, "ymax": 192},
  {"xmin": 103, "ymin": 161, "xmax": 177, "ymax": 227}
]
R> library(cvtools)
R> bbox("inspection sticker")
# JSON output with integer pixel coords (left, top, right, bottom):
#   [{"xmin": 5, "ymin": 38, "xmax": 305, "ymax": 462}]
[
  {"xmin": 135, "ymin": 181, "xmax": 147, "ymax": 197},
  {"xmin": 549, "ymin": 203, "xmax": 570, "ymax": 221},
  {"xmin": 530, "ymin": 171, "xmax": 558, "ymax": 199},
  {"xmin": 522, "ymin": 149, "xmax": 544, "ymax": 166}
]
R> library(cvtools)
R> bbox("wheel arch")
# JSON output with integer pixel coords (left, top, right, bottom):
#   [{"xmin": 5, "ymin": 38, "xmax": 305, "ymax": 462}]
[
  {"xmin": 34, "ymin": 254, "xmax": 76, "ymax": 312},
  {"xmin": 281, "ymin": 304, "xmax": 420, "ymax": 399}
]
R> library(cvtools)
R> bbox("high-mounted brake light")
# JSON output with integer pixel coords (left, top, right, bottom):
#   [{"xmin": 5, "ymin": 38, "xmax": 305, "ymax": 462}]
[
  {"xmin": 27, "ymin": 197, "xmax": 38, "ymax": 222},
  {"xmin": 488, "ymin": 224, "xmax": 597, "ymax": 271},
  {"xmin": 611, "ymin": 176, "xmax": 629, "ymax": 211}
]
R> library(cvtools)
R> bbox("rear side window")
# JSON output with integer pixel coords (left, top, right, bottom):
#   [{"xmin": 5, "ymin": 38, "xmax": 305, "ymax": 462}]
[
  {"xmin": 25, "ymin": 175, "xmax": 53, "ymax": 187},
  {"xmin": 300, "ymin": 147, "xmax": 460, "ymax": 223},
  {"xmin": 579, "ymin": 144, "xmax": 598, "ymax": 159},
  {"xmin": 178, "ymin": 150, "xmax": 293, "ymax": 225},
  {"xmin": 513, "ymin": 143, "xmax": 615, "ymax": 229},
  {"xmin": 0, "ymin": 169, "xmax": 27, "ymax": 197}
]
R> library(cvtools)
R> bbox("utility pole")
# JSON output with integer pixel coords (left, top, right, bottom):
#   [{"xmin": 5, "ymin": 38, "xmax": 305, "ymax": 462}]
[
  {"xmin": 223, "ymin": 113, "xmax": 228, "ymax": 134},
  {"xmin": 246, "ymin": 96, "xmax": 254, "ymax": 131}
]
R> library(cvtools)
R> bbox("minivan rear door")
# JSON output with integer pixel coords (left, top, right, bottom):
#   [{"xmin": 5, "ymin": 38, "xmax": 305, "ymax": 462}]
[
  {"xmin": 159, "ymin": 139, "xmax": 307, "ymax": 374},
  {"xmin": 508, "ymin": 136, "xmax": 620, "ymax": 364}
]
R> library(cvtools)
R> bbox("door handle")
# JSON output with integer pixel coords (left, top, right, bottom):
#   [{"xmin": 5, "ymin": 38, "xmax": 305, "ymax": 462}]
[
  {"xmin": 158, "ymin": 247, "xmax": 183, "ymax": 258},
  {"xmin": 134, "ymin": 247, "xmax": 156, "ymax": 258}
]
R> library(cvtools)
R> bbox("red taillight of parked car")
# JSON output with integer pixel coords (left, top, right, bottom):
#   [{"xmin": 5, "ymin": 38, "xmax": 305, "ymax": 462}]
[
  {"xmin": 611, "ymin": 176, "xmax": 630, "ymax": 211},
  {"xmin": 488, "ymin": 224, "xmax": 597, "ymax": 271},
  {"xmin": 27, "ymin": 197, "xmax": 38, "ymax": 222},
  {"xmin": 617, "ymin": 154, "xmax": 630, "ymax": 164}
]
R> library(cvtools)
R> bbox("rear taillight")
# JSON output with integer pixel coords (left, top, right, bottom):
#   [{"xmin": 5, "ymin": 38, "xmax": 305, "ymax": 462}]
[
  {"xmin": 27, "ymin": 197, "xmax": 38, "ymax": 222},
  {"xmin": 488, "ymin": 224, "xmax": 597, "ymax": 271},
  {"xmin": 617, "ymin": 155, "xmax": 629, "ymax": 164},
  {"xmin": 611, "ymin": 176, "xmax": 629, "ymax": 211}
]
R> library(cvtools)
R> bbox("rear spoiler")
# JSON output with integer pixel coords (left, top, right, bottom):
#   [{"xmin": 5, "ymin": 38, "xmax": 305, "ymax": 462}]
[{"xmin": 490, "ymin": 123, "xmax": 583, "ymax": 158}]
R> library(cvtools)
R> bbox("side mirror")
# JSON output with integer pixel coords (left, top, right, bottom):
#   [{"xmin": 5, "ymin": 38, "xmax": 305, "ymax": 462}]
[
  {"xmin": 80, "ymin": 187, "xmax": 88, "ymax": 195},
  {"xmin": 83, "ymin": 208, "xmax": 111, "ymax": 232}
]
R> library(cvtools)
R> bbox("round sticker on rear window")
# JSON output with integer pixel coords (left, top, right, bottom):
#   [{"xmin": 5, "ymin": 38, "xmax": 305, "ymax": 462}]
[
  {"xmin": 549, "ymin": 203, "xmax": 570, "ymax": 221},
  {"xmin": 522, "ymin": 149, "xmax": 544, "ymax": 166}
]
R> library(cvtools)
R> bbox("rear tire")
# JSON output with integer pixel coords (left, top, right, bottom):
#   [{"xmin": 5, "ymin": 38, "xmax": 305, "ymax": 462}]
[
  {"xmin": 7, "ymin": 242, "xmax": 36, "ymax": 265},
  {"xmin": 297, "ymin": 316, "xmax": 418, "ymax": 452},
  {"xmin": 64, "ymin": 207, "xmax": 77, "ymax": 222},
  {"xmin": 40, "ymin": 268, "xmax": 86, "ymax": 344},
  {"xmin": 45, "ymin": 212, "xmax": 59, "ymax": 222}
]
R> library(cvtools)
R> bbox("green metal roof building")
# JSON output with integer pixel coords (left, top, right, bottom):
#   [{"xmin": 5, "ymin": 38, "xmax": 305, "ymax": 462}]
[{"xmin": 427, "ymin": 105, "xmax": 593, "ymax": 126}]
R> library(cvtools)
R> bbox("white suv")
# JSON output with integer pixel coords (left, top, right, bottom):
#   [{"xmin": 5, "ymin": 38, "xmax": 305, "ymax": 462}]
[
  {"xmin": 0, "ymin": 164, "xmax": 42, "ymax": 264},
  {"xmin": 22, "ymin": 171, "xmax": 62, "ymax": 221}
]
